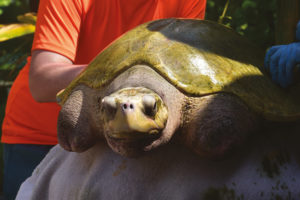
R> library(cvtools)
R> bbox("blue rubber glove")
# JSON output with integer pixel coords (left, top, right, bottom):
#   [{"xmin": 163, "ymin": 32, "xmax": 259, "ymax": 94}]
[
  {"xmin": 264, "ymin": 43, "xmax": 300, "ymax": 88},
  {"xmin": 264, "ymin": 21, "xmax": 300, "ymax": 88}
]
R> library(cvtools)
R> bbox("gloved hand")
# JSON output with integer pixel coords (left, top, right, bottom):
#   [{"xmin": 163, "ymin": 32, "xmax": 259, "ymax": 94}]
[
  {"xmin": 264, "ymin": 43, "xmax": 300, "ymax": 88},
  {"xmin": 264, "ymin": 21, "xmax": 300, "ymax": 88}
]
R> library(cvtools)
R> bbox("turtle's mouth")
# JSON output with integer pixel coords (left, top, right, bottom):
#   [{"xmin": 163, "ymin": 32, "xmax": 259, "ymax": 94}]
[
  {"xmin": 104, "ymin": 130, "xmax": 162, "ymax": 157},
  {"xmin": 107, "ymin": 128, "xmax": 161, "ymax": 140}
]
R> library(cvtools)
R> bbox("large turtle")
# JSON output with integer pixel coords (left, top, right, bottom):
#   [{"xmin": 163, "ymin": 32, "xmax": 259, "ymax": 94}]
[{"xmin": 56, "ymin": 18, "xmax": 300, "ymax": 157}]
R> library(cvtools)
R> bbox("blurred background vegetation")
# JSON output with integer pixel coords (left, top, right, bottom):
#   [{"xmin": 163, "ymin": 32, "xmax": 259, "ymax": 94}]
[
  {"xmin": 206, "ymin": 0, "xmax": 278, "ymax": 49},
  {"xmin": 0, "ymin": 0, "xmax": 299, "ymax": 195},
  {"xmin": 0, "ymin": 0, "xmax": 38, "ymax": 194}
]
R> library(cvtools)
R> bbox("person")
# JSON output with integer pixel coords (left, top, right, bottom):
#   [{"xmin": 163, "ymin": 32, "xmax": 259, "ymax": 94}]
[
  {"xmin": 264, "ymin": 20, "xmax": 300, "ymax": 88},
  {"xmin": 1, "ymin": 0, "xmax": 206, "ymax": 199}
]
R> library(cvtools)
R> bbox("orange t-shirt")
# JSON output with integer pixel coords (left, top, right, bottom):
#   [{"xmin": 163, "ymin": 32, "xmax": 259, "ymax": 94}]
[{"xmin": 1, "ymin": 0, "xmax": 206, "ymax": 145}]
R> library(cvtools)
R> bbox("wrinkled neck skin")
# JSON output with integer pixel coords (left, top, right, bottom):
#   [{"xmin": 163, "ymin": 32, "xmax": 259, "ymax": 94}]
[{"xmin": 57, "ymin": 84, "xmax": 105, "ymax": 152}]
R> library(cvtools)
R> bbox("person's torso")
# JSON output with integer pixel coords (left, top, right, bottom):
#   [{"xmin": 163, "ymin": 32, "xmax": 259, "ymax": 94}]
[{"xmin": 75, "ymin": 0, "xmax": 185, "ymax": 63}]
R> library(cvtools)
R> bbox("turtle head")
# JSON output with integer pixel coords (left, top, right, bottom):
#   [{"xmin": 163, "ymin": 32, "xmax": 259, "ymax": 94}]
[{"xmin": 101, "ymin": 87, "xmax": 168, "ymax": 156}]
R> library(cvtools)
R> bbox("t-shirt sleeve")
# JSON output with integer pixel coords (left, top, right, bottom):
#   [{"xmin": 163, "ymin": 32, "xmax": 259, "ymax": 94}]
[
  {"xmin": 179, "ymin": 0, "xmax": 206, "ymax": 19},
  {"xmin": 32, "ymin": 0, "xmax": 82, "ymax": 62}
]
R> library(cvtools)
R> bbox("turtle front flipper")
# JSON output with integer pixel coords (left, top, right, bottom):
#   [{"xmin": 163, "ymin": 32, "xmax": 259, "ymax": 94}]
[
  {"xmin": 57, "ymin": 85, "xmax": 103, "ymax": 152},
  {"xmin": 183, "ymin": 93, "xmax": 260, "ymax": 157}
]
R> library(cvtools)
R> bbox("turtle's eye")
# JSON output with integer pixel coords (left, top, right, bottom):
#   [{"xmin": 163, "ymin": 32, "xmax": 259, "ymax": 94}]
[
  {"xmin": 142, "ymin": 95, "xmax": 157, "ymax": 117},
  {"xmin": 101, "ymin": 96, "xmax": 117, "ymax": 119}
]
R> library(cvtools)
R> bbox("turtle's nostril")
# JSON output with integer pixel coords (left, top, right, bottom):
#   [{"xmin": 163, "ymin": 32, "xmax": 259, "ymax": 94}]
[{"xmin": 122, "ymin": 103, "xmax": 134, "ymax": 110}]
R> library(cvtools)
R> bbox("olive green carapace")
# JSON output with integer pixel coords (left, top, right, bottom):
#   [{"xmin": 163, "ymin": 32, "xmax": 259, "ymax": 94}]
[{"xmin": 57, "ymin": 18, "xmax": 300, "ymax": 121}]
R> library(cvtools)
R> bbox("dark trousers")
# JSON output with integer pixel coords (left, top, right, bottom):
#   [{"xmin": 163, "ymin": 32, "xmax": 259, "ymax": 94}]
[{"xmin": 3, "ymin": 143, "xmax": 54, "ymax": 200}]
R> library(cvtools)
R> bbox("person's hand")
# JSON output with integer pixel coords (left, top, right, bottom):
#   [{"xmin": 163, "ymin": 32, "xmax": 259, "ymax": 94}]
[
  {"xmin": 264, "ymin": 21, "xmax": 300, "ymax": 88},
  {"xmin": 264, "ymin": 43, "xmax": 300, "ymax": 88}
]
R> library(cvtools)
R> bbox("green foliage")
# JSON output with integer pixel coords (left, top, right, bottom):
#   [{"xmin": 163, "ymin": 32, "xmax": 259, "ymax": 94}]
[
  {"xmin": 0, "ymin": 23, "xmax": 35, "ymax": 42},
  {"xmin": 0, "ymin": 0, "xmax": 11, "ymax": 7},
  {"xmin": 0, "ymin": 13, "xmax": 36, "ymax": 43},
  {"xmin": 0, "ymin": 2, "xmax": 33, "ymax": 80},
  {"xmin": 0, "ymin": 0, "xmax": 32, "ymax": 73},
  {"xmin": 0, "ymin": 1, "xmax": 31, "ymax": 194},
  {"xmin": 206, "ymin": 0, "xmax": 277, "ymax": 50},
  {"xmin": 0, "ymin": 34, "xmax": 32, "ymax": 71},
  {"xmin": 17, "ymin": 12, "xmax": 36, "ymax": 25},
  {"xmin": 0, "ymin": 0, "xmax": 29, "ymax": 19},
  {"xmin": 0, "ymin": 0, "xmax": 24, "ymax": 15}
]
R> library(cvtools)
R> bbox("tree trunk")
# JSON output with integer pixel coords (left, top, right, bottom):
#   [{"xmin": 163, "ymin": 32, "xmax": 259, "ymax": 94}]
[{"xmin": 276, "ymin": 0, "xmax": 300, "ymax": 44}]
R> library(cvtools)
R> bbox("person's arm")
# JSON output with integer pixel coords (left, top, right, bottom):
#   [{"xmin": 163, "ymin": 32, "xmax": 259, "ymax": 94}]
[
  {"xmin": 29, "ymin": 50, "xmax": 87, "ymax": 102},
  {"xmin": 28, "ymin": 0, "xmax": 84, "ymax": 102}
]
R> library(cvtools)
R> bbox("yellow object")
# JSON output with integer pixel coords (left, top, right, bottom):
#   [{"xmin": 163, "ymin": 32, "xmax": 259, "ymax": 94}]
[{"xmin": 0, "ymin": 13, "xmax": 36, "ymax": 42}]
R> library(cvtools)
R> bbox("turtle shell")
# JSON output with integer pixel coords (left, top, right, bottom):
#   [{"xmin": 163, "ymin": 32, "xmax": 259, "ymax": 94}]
[{"xmin": 57, "ymin": 18, "xmax": 300, "ymax": 121}]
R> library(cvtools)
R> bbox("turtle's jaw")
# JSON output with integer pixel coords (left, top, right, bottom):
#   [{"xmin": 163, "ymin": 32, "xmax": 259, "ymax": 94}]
[
  {"xmin": 101, "ymin": 87, "xmax": 168, "ymax": 156},
  {"xmin": 105, "ymin": 133, "xmax": 161, "ymax": 157}
]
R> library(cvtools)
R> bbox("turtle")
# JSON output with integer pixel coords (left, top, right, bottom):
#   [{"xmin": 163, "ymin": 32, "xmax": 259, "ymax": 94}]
[{"xmin": 56, "ymin": 18, "xmax": 300, "ymax": 157}]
